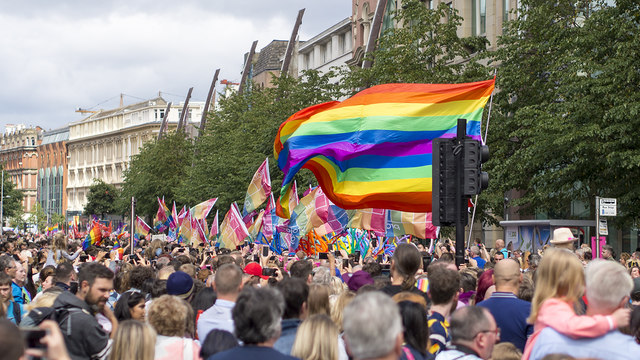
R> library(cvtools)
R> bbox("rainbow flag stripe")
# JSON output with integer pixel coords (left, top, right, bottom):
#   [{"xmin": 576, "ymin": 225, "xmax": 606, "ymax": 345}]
[{"xmin": 274, "ymin": 79, "xmax": 495, "ymax": 212}]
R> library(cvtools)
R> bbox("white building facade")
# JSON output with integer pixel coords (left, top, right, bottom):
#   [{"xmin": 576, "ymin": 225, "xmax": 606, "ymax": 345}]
[
  {"xmin": 66, "ymin": 97, "xmax": 204, "ymax": 215},
  {"xmin": 297, "ymin": 18, "xmax": 352, "ymax": 79}
]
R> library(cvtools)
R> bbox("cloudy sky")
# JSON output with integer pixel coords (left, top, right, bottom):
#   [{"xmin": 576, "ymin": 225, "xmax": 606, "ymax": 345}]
[{"xmin": 0, "ymin": 0, "xmax": 352, "ymax": 132}]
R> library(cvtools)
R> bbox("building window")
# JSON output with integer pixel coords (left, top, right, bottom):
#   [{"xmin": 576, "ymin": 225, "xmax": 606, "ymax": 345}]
[{"xmin": 472, "ymin": 0, "xmax": 487, "ymax": 36}]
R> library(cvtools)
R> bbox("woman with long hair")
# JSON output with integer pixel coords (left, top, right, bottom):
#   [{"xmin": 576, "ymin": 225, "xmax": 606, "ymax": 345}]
[
  {"xmin": 109, "ymin": 320, "xmax": 156, "ymax": 360},
  {"xmin": 292, "ymin": 314, "xmax": 340, "ymax": 360},
  {"xmin": 522, "ymin": 248, "xmax": 630, "ymax": 359},
  {"xmin": 380, "ymin": 243, "xmax": 428, "ymax": 303},
  {"xmin": 44, "ymin": 233, "xmax": 81, "ymax": 267},
  {"xmin": 308, "ymin": 284, "xmax": 331, "ymax": 316},
  {"xmin": 398, "ymin": 300, "xmax": 433, "ymax": 360},
  {"xmin": 114, "ymin": 291, "xmax": 146, "ymax": 321}
]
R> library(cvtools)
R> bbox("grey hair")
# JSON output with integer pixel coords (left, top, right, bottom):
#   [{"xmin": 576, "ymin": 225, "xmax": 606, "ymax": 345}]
[
  {"xmin": 450, "ymin": 306, "xmax": 493, "ymax": 342},
  {"xmin": 585, "ymin": 259, "xmax": 633, "ymax": 310},
  {"xmin": 312, "ymin": 266, "xmax": 332, "ymax": 286},
  {"xmin": 343, "ymin": 292, "xmax": 402, "ymax": 359},
  {"xmin": 470, "ymin": 245, "xmax": 480, "ymax": 256},
  {"xmin": 232, "ymin": 287, "xmax": 284, "ymax": 344},
  {"xmin": 0, "ymin": 255, "xmax": 15, "ymax": 273}
]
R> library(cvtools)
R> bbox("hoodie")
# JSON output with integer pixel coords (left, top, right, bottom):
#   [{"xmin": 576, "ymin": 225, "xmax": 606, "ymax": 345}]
[{"xmin": 53, "ymin": 291, "xmax": 111, "ymax": 360}]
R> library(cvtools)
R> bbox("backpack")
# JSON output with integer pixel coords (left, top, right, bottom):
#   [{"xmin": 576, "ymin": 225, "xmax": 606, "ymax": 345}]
[
  {"xmin": 25, "ymin": 306, "xmax": 82, "ymax": 331},
  {"xmin": 11, "ymin": 301, "xmax": 21, "ymax": 325}
]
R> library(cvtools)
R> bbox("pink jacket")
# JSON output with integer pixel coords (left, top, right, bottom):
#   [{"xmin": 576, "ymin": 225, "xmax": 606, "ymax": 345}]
[{"xmin": 521, "ymin": 298, "xmax": 615, "ymax": 360}]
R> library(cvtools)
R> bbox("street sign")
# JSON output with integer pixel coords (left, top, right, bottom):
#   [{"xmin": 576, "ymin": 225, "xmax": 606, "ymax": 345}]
[
  {"xmin": 599, "ymin": 198, "xmax": 617, "ymax": 216},
  {"xmin": 599, "ymin": 218, "xmax": 608, "ymax": 236}
]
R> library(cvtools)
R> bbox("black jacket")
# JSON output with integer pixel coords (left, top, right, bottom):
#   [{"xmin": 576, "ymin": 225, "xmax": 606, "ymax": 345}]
[{"xmin": 53, "ymin": 291, "xmax": 111, "ymax": 360}]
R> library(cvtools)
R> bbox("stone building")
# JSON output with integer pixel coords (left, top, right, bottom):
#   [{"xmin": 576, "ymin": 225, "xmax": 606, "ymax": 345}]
[
  {"xmin": 66, "ymin": 97, "xmax": 204, "ymax": 216},
  {"xmin": 0, "ymin": 124, "xmax": 43, "ymax": 213}
]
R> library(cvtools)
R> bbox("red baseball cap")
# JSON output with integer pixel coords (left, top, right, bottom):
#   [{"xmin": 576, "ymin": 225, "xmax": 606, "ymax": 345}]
[{"xmin": 244, "ymin": 262, "xmax": 268, "ymax": 280}]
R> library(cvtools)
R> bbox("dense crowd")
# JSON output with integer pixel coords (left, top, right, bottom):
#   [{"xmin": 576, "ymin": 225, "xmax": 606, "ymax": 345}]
[{"xmin": 0, "ymin": 227, "xmax": 639, "ymax": 360}]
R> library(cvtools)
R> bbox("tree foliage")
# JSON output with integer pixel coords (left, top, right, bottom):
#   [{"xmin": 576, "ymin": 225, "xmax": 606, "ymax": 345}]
[
  {"xmin": 28, "ymin": 203, "xmax": 47, "ymax": 233},
  {"xmin": 119, "ymin": 132, "xmax": 194, "ymax": 220},
  {"xmin": 0, "ymin": 166, "xmax": 24, "ymax": 221},
  {"xmin": 178, "ymin": 71, "xmax": 337, "ymax": 212},
  {"xmin": 341, "ymin": 0, "xmax": 491, "ymax": 90},
  {"xmin": 84, "ymin": 179, "xmax": 120, "ymax": 217},
  {"xmin": 485, "ymin": 0, "xmax": 640, "ymax": 224}
]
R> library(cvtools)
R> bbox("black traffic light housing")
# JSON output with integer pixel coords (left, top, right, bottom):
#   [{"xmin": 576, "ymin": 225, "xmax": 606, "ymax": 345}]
[
  {"xmin": 432, "ymin": 126, "xmax": 489, "ymax": 227},
  {"xmin": 463, "ymin": 139, "xmax": 490, "ymax": 196}
]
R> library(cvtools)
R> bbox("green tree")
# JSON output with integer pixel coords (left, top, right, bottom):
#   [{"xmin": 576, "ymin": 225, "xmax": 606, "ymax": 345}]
[
  {"xmin": 9, "ymin": 207, "xmax": 26, "ymax": 232},
  {"xmin": 340, "ymin": 0, "xmax": 491, "ymax": 91},
  {"xmin": 84, "ymin": 179, "xmax": 120, "ymax": 218},
  {"xmin": 179, "ymin": 71, "xmax": 335, "ymax": 213},
  {"xmin": 485, "ymin": 0, "xmax": 640, "ymax": 224},
  {"xmin": 0, "ymin": 167, "xmax": 25, "ymax": 221},
  {"xmin": 119, "ymin": 131, "xmax": 194, "ymax": 219},
  {"xmin": 28, "ymin": 203, "xmax": 47, "ymax": 233}
]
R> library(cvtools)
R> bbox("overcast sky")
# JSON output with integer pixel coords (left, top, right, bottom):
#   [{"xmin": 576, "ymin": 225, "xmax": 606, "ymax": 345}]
[{"xmin": 0, "ymin": 0, "xmax": 352, "ymax": 132}]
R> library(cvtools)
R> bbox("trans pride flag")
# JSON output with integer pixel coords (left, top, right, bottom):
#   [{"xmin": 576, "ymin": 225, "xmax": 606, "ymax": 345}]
[{"xmin": 275, "ymin": 79, "xmax": 495, "ymax": 213}]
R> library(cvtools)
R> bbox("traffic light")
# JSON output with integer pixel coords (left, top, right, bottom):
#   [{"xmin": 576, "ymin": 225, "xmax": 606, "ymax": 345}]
[
  {"xmin": 432, "ymin": 138, "xmax": 458, "ymax": 226},
  {"xmin": 463, "ymin": 139, "xmax": 489, "ymax": 196}
]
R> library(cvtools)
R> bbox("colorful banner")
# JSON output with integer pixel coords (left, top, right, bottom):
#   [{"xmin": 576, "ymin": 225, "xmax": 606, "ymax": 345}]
[
  {"xmin": 275, "ymin": 79, "xmax": 495, "ymax": 213},
  {"xmin": 219, "ymin": 203, "xmax": 250, "ymax": 249},
  {"xmin": 243, "ymin": 158, "xmax": 271, "ymax": 215}
]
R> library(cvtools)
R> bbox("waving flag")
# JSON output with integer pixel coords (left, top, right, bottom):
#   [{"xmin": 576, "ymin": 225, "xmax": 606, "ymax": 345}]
[
  {"xmin": 134, "ymin": 216, "xmax": 151, "ymax": 244},
  {"xmin": 82, "ymin": 222, "xmax": 102, "ymax": 250},
  {"xmin": 385, "ymin": 210, "xmax": 437, "ymax": 239},
  {"xmin": 170, "ymin": 202, "xmax": 179, "ymax": 230},
  {"xmin": 243, "ymin": 158, "xmax": 272, "ymax": 215},
  {"xmin": 274, "ymin": 79, "xmax": 495, "ymax": 213},
  {"xmin": 191, "ymin": 198, "xmax": 218, "ymax": 220},
  {"xmin": 219, "ymin": 203, "xmax": 250, "ymax": 249},
  {"xmin": 209, "ymin": 210, "xmax": 219, "ymax": 240},
  {"xmin": 178, "ymin": 206, "xmax": 188, "ymax": 226},
  {"xmin": 348, "ymin": 208, "xmax": 387, "ymax": 236}
]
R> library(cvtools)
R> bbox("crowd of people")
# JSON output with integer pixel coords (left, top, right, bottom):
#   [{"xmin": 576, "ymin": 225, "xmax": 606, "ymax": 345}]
[{"xmin": 0, "ymin": 226, "xmax": 639, "ymax": 360}]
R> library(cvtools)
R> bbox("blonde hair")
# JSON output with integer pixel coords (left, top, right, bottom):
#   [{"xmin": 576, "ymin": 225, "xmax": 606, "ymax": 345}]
[
  {"xmin": 26, "ymin": 288, "xmax": 62, "ymax": 312},
  {"xmin": 52, "ymin": 233, "xmax": 67, "ymax": 252},
  {"xmin": 331, "ymin": 290, "xmax": 355, "ymax": 333},
  {"xmin": 528, "ymin": 248, "xmax": 585, "ymax": 323},
  {"xmin": 148, "ymin": 295, "xmax": 193, "ymax": 337},
  {"xmin": 291, "ymin": 314, "xmax": 339, "ymax": 360},
  {"xmin": 490, "ymin": 342, "xmax": 522, "ymax": 360},
  {"xmin": 109, "ymin": 320, "xmax": 156, "ymax": 360},
  {"xmin": 308, "ymin": 284, "xmax": 331, "ymax": 316},
  {"xmin": 328, "ymin": 276, "xmax": 346, "ymax": 296}
]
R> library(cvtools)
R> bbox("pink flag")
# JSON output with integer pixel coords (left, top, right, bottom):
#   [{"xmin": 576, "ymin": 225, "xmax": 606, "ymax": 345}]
[
  {"xmin": 178, "ymin": 206, "xmax": 188, "ymax": 226},
  {"xmin": 191, "ymin": 198, "xmax": 218, "ymax": 220},
  {"xmin": 289, "ymin": 180, "xmax": 299, "ymax": 213},
  {"xmin": 219, "ymin": 203, "xmax": 250, "ymax": 249},
  {"xmin": 170, "ymin": 202, "xmax": 179, "ymax": 230},
  {"xmin": 348, "ymin": 208, "xmax": 387, "ymax": 236},
  {"xmin": 243, "ymin": 158, "xmax": 272, "ymax": 215},
  {"xmin": 266, "ymin": 192, "xmax": 276, "ymax": 212},
  {"xmin": 209, "ymin": 210, "xmax": 219, "ymax": 239}
]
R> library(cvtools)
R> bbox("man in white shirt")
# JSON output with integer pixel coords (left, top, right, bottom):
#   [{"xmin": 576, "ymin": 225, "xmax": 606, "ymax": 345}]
[{"xmin": 197, "ymin": 263, "xmax": 243, "ymax": 340}]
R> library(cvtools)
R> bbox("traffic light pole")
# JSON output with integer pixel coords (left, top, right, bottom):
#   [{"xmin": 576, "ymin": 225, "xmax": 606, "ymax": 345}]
[{"xmin": 455, "ymin": 119, "xmax": 467, "ymax": 268}]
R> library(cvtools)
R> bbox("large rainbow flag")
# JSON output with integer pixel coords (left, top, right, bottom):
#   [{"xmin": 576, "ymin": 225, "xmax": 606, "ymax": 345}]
[{"xmin": 274, "ymin": 79, "xmax": 495, "ymax": 212}]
